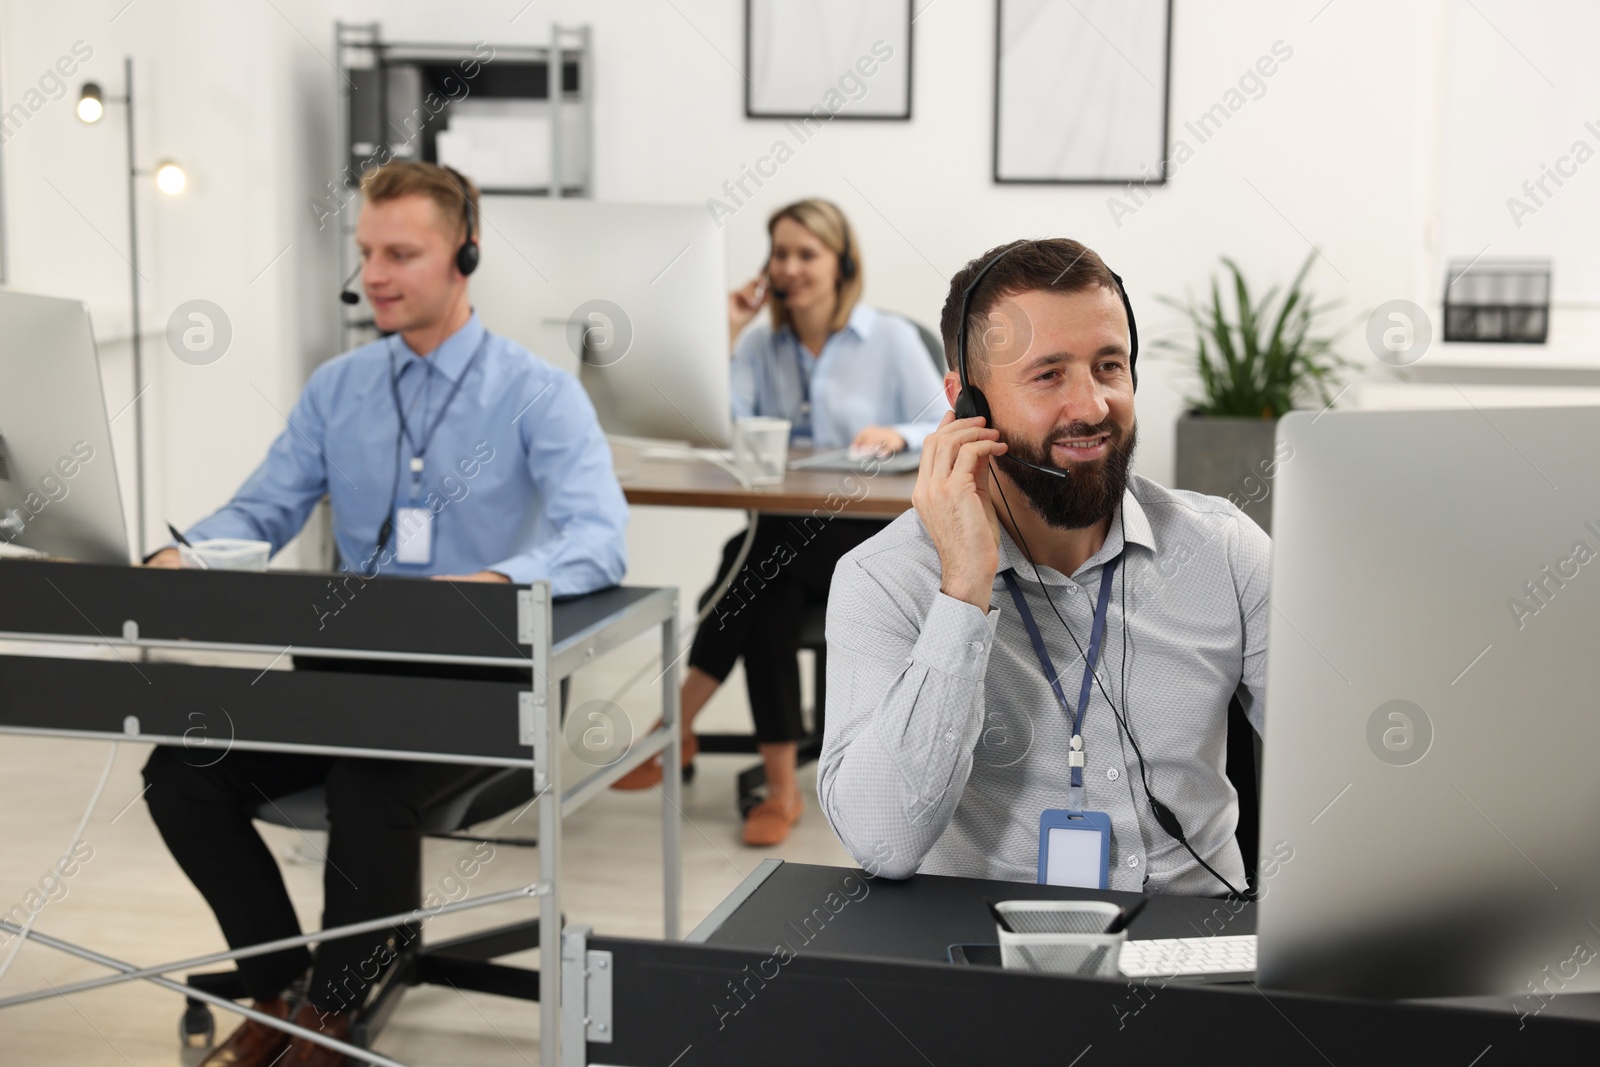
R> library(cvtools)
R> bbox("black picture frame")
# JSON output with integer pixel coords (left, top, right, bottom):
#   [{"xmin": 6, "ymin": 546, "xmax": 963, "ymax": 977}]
[
  {"xmin": 744, "ymin": 0, "xmax": 914, "ymax": 121},
  {"xmin": 992, "ymin": 0, "xmax": 1173, "ymax": 186}
]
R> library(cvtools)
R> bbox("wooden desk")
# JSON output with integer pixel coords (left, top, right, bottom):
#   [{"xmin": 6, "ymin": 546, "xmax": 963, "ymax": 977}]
[{"xmin": 610, "ymin": 441, "xmax": 917, "ymax": 517}]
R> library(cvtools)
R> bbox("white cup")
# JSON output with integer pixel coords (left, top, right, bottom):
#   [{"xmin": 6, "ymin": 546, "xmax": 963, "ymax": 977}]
[
  {"xmin": 179, "ymin": 538, "xmax": 271, "ymax": 572},
  {"xmin": 732, "ymin": 417, "xmax": 791, "ymax": 486}
]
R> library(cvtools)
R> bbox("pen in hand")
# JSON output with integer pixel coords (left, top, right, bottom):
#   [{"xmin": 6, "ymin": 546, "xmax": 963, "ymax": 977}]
[{"xmin": 166, "ymin": 522, "xmax": 206, "ymax": 569}]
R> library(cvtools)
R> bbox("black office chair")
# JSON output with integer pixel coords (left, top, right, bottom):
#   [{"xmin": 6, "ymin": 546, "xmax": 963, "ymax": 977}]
[
  {"xmin": 1225, "ymin": 693, "xmax": 1263, "ymax": 892},
  {"xmin": 178, "ymin": 680, "xmax": 566, "ymax": 1059},
  {"xmin": 904, "ymin": 316, "xmax": 946, "ymax": 376}
]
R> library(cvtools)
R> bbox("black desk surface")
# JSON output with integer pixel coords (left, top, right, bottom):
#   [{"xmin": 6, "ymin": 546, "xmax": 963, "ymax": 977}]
[
  {"xmin": 595, "ymin": 862, "xmax": 1600, "ymax": 1065},
  {"xmin": 703, "ymin": 860, "xmax": 1249, "ymax": 964}
]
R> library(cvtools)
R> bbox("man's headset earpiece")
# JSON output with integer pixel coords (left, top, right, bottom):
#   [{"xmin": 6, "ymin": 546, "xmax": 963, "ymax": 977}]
[
  {"xmin": 339, "ymin": 167, "xmax": 480, "ymax": 305},
  {"xmin": 447, "ymin": 166, "xmax": 481, "ymax": 278}
]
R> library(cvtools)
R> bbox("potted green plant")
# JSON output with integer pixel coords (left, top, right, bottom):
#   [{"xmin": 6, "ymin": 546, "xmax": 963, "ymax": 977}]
[{"xmin": 1159, "ymin": 252, "xmax": 1350, "ymax": 534}]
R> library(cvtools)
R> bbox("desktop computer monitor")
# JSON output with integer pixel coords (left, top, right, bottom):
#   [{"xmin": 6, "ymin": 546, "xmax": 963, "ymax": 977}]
[
  {"xmin": 0, "ymin": 290, "xmax": 129, "ymax": 564},
  {"xmin": 1256, "ymin": 404, "xmax": 1600, "ymax": 999},
  {"xmin": 468, "ymin": 198, "xmax": 732, "ymax": 447}
]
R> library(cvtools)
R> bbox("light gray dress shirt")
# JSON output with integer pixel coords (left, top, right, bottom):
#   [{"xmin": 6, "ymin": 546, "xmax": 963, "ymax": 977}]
[{"xmin": 819, "ymin": 474, "xmax": 1271, "ymax": 895}]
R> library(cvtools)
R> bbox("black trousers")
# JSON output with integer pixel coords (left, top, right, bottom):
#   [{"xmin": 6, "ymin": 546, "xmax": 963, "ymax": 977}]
[
  {"xmin": 687, "ymin": 513, "xmax": 886, "ymax": 743},
  {"xmin": 141, "ymin": 659, "xmax": 526, "ymax": 1014}
]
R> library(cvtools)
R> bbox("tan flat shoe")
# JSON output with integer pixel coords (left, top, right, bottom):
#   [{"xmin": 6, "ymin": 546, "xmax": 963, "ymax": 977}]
[
  {"xmin": 742, "ymin": 795, "xmax": 803, "ymax": 847},
  {"xmin": 611, "ymin": 730, "xmax": 698, "ymax": 791}
]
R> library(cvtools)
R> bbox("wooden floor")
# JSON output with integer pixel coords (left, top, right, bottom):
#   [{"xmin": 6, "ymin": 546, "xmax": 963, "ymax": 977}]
[{"xmin": 0, "ymin": 637, "xmax": 853, "ymax": 1066}]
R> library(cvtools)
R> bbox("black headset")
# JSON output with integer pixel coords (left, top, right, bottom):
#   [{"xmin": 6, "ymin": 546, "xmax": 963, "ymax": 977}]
[
  {"xmin": 339, "ymin": 166, "xmax": 480, "ymax": 305},
  {"xmin": 443, "ymin": 166, "xmax": 481, "ymax": 278},
  {"xmin": 954, "ymin": 241, "xmax": 1245, "ymax": 899},
  {"xmin": 837, "ymin": 228, "xmax": 857, "ymax": 283}
]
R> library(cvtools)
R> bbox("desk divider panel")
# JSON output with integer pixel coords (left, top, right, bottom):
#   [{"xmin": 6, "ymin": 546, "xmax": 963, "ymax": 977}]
[
  {"xmin": 0, "ymin": 560, "xmax": 525, "ymax": 657},
  {"xmin": 586, "ymin": 936, "xmax": 1592, "ymax": 1066},
  {"xmin": 0, "ymin": 560, "xmax": 659, "ymax": 658},
  {"xmin": 0, "ymin": 656, "xmax": 531, "ymax": 761}
]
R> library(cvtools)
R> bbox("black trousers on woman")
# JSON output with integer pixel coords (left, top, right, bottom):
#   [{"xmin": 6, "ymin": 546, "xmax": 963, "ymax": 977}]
[{"xmin": 687, "ymin": 513, "xmax": 887, "ymax": 743}]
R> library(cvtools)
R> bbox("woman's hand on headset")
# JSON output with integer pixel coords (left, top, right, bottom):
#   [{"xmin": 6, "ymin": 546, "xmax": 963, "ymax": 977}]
[
  {"xmin": 728, "ymin": 272, "xmax": 769, "ymax": 351},
  {"xmin": 913, "ymin": 411, "xmax": 1006, "ymax": 613}
]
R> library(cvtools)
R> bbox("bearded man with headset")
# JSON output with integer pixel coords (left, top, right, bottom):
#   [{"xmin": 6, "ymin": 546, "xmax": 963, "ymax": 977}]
[
  {"xmin": 819, "ymin": 239, "xmax": 1270, "ymax": 898},
  {"xmin": 141, "ymin": 162, "xmax": 627, "ymax": 1066}
]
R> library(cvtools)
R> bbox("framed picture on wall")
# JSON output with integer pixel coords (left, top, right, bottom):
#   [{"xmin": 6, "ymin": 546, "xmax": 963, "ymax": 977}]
[
  {"xmin": 745, "ymin": 0, "xmax": 914, "ymax": 120},
  {"xmin": 994, "ymin": 0, "xmax": 1172, "ymax": 184}
]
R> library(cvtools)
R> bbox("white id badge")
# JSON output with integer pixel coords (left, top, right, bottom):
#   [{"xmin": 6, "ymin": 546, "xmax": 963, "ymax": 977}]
[
  {"xmin": 394, "ymin": 507, "xmax": 434, "ymax": 566},
  {"xmin": 1038, "ymin": 810, "xmax": 1113, "ymax": 889}
]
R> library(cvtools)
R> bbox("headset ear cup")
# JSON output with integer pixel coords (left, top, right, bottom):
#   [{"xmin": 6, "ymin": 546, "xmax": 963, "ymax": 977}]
[
  {"xmin": 457, "ymin": 241, "xmax": 480, "ymax": 277},
  {"xmin": 839, "ymin": 252, "xmax": 856, "ymax": 281},
  {"xmin": 954, "ymin": 386, "xmax": 990, "ymax": 424}
]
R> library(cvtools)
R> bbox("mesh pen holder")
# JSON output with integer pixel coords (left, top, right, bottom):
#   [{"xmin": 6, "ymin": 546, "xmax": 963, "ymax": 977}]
[{"xmin": 996, "ymin": 900, "xmax": 1126, "ymax": 978}]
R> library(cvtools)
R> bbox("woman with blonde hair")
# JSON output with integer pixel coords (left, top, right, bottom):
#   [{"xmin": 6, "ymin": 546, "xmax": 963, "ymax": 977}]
[{"xmin": 616, "ymin": 198, "xmax": 946, "ymax": 847}]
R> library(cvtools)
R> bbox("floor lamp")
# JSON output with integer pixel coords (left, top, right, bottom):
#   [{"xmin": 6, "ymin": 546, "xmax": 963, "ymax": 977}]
[{"xmin": 76, "ymin": 58, "xmax": 186, "ymax": 560}]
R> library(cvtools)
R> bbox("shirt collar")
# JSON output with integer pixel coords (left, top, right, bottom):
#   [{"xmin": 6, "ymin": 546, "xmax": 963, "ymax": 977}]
[
  {"xmin": 776, "ymin": 302, "xmax": 878, "ymax": 345},
  {"xmin": 995, "ymin": 483, "xmax": 1156, "ymax": 586},
  {"xmin": 844, "ymin": 303, "xmax": 877, "ymax": 339},
  {"xmin": 390, "ymin": 311, "xmax": 486, "ymax": 384}
]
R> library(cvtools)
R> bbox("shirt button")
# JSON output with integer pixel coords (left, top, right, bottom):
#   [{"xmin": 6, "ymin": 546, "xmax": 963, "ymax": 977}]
[
  {"xmin": 1106, "ymin": 767, "xmax": 1120, "ymax": 781},
  {"xmin": 1128, "ymin": 855, "xmax": 1140, "ymax": 867},
  {"xmin": 944, "ymin": 730, "xmax": 956, "ymax": 742},
  {"xmin": 968, "ymin": 641, "xmax": 984, "ymax": 653}
]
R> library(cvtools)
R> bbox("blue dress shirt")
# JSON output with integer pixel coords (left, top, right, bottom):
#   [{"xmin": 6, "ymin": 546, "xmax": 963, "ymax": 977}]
[
  {"xmin": 731, "ymin": 304, "xmax": 948, "ymax": 450},
  {"xmin": 183, "ymin": 312, "xmax": 628, "ymax": 595}
]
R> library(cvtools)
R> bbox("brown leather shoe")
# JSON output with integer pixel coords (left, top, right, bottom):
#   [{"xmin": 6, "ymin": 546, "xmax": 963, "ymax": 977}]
[
  {"xmin": 199, "ymin": 997, "xmax": 292, "ymax": 1066},
  {"xmin": 284, "ymin": 1001, "xmax": 354, "ymax": 1065},
  {"xmin": 611, "ymin": 729, "xmax": 698, "ymax": 791},
  {"xmin": 742, "ymin": 795, "xmax": 803, "ymax": 847}
]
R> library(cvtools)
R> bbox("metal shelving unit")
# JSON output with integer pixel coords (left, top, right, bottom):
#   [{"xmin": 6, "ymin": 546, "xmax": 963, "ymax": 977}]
[{"xmin": 331, "ymin": 21, "xmax": 593, "ymax": 352}]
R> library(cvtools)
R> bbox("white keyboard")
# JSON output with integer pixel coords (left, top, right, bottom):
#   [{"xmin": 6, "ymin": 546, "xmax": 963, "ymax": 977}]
[{"xmin": 1118, "ymin": 934, "xmax": 1257, "ymax": 983}]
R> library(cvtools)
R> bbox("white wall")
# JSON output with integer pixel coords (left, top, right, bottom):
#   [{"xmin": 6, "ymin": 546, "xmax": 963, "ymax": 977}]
[
  {"xmin": 1, "ymin": 0, "xmax": 1590, "ymax": 592},
  {"xmin": 0, "ymin": 0, "xmax": 339, "ymax": 562},
  {"xmin": 1433, "ymin": 0, "xmax": 1600, "ymax": 366}
]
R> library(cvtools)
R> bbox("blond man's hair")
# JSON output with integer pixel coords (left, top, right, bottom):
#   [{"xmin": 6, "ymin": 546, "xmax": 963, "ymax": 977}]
[
  {"xmin": 766, "ymin": 198, "xmax": 863, "ymax": 335},
  {"xmin": 360, "ymin": 161, "xmax": 479, "ymax": 244}
]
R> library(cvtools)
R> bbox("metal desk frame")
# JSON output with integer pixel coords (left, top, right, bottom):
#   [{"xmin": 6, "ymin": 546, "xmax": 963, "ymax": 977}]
[{"xmin": 0, "ymin": 564, "xmax": 681, "ymax": 1067}]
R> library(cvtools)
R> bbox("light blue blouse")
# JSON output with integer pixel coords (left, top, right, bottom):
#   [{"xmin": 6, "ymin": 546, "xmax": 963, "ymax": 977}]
[{"xmin": 730, "ymin": 304, "xmax": 949, "ymax": 451}]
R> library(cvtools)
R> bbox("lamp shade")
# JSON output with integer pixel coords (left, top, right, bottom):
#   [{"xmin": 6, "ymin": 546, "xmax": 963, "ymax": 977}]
[{"xmin": 76, "ymin": 82, "xmax": 104, "ymax": 124}]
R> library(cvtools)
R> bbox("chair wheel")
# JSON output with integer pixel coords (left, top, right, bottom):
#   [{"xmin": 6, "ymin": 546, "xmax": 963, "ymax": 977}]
[{"xmin": 179, "ymin": 1001, "xmax": 215, "ymax": 1065}]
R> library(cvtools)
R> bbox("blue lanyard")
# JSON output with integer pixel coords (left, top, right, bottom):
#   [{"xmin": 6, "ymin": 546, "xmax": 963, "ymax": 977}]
[
  {"xmin": 1001, "ymin": 557, "xmax": 1120, "ymax": 807},
  {"xmin": 388, "ymin": 334, "xmax": 488, "ymax": 498}
]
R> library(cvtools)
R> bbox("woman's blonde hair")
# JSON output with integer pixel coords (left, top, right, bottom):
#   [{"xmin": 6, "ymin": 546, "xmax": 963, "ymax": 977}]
[{"xmin": 766, "ymin": 198, "xmax": 863, "ymax": 335}]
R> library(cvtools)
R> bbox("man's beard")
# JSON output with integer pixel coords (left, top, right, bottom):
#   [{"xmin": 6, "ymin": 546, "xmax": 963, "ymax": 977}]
[{"xmin": 997, "ymin": 419, "xmax": 1138, "ymax": 530}]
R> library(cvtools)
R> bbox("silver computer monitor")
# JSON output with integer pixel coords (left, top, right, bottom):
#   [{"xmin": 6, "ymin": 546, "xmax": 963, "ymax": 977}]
[
  {"xmin": 468, "ymin": 198, "xmax": 731, "ymax": 447},
  {"xmin": 0, "ymin": 290, "xmax": 129, "ymax": 564},
  {"xmin": 1256, "ymin": 404, "xmax": 1600, "ymax": 999}
]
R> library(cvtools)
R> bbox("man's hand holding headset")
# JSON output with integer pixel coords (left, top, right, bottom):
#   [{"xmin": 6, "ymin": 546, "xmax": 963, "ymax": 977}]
[{"xmin": 913, "ymin": 411, "xmax": 1007, "ymax": 613}]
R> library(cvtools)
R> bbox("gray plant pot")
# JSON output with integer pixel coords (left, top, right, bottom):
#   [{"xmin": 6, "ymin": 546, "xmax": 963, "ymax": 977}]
[{"xmin": 1173, "ymin": 414, "xmax": 1282, "ymax": 535}]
